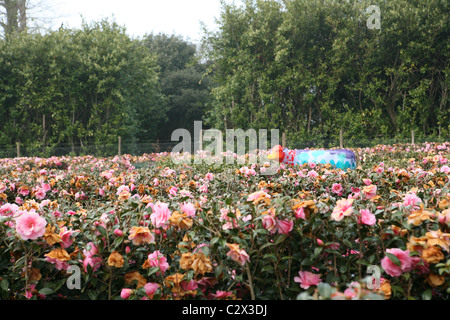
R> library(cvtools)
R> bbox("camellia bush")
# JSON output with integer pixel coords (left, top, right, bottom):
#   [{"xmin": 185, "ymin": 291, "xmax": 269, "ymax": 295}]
[{"xmin": 0, "ymin": 142, "xmax": 449, "ymax": 300}]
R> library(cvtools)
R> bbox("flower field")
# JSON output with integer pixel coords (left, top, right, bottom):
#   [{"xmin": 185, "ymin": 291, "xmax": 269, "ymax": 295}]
[{"xmin": 0, "ymin": 142, "xmax": 449, "ymax": 300}]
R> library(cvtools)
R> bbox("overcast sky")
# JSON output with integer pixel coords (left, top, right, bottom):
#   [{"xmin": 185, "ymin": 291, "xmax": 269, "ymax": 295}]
[{"xmin": 43, "ymin": 0, "xmax": 234, "ymax": 43}]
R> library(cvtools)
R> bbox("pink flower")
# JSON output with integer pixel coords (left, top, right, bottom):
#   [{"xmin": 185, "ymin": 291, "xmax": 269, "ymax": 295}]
[
  {"xmin": 380, "ymin": 248, "xmax": 414, "ymax": 277},
  {"xmin": 82, "ymin": 242, "xmax": 102, "ymax": 272},
  {"xmin": 169, "ymin": 186, "xmax": 178, "ymax": 196},
  {"xmin": 116, "ymin": 185, "xmax": 130, "ymax": 195},
  {"xmin": 358, "ymin": 209, "xmax": 377, "ymax": 226},
  {"xmin": 344, "ymin": 282, "xmax": 360, "ymax": 299},
  {"xmin": 0, "ymin": 203, "xmax": 19, "ymax": 217},
  {"xmin": 350, "ymin": 187, "xmax": 361, "ymax": 198},
  {"xmin": 180, "ymin": 279, "xmax": 198, "ymax": 292},
  {"xmin": 262, "ymin": 212, "xmax": 277, "ymax": 234},
  {"xmin": 59, "ymin": 226, "xmax": 75, "ymax": 248},
  {"xmin": 34, "ymin": 188, "xmax": 46, "ymax": 200},
  {"xmin": 114, "ymin": 229, "xmax": 123, "ymax": 236},
  {"xmin": 199, "ymin": 184, "xmax": 208, "ymax": 193},
  {"xmin": 45, "ymin": 256, "xmax": 70, "ymax": 271},
  {"xmin": 25, "ymin": 284, "xmax": 36, "ymax": 299},
  {"xmin": 294, "ymin": 271, "xmax": 322, "ymax": 289},
  {"xmin": 438, "ymin": 210, "xmax": 450, "ymax": 224},
  {"xmin": 307, "ymin": 170, "xmax": 318, "ymax": 178},
  {"xmin": 121, "ymin": 288, "xmax": 133, "ymax": 299},
  {"xmin": 150, "ymin": 202, "xmax": 171, "ymax": 228},
  {"xmin": 180, "ymin": 202, "xmax": 196, "ymax": 217},
  {"xmin": 277, "ymin": 219, "xmax": 293, "ymax": 235},
  {"xmin": 440, "ymin": 165, "xmax": 450, "ymax": 174},
  {"xmin": 375, "ymin": 167, "xmax": 384, "ymax": 174},
  {"xmin": 363, "ymin": 178, "xmax": 372, "ymax": 186},
  {"xmin": 331, "ymin": 183, "xmax": 343, "ymax": 195},
  {"xmin": 18, "ymin": 186, "xmax": 30, "ymax": 197},
  {"xmin": 402, "ymin": 192, "xmax": 422, "ymax": 210},
  {"xmin": 15, "ymin": 210, "xmax": 47, "ymax": 240},
  {"xmin": 226, "ymin": 243, "xmax": 250, "ymax": 266},
  {"xmin": 295, "ymin": 207, "xmax": 306, "ymax": 220},
  {"xmin": 144, "ymin": 282, "xmax": 160, "ymax": 297},
  {"xmin": 205, "ymin": 173, "xmax": 214, "ymax": 181},
  {"xmin": 212, "ymin": 290, "xmax": 234, "ymax": 299},
  {"xmin": 247, "ymin": 190, "xmax": 270, "ymax": 202},
  {"xmin": 147, "ymin": 250, "xmax": 169, "ymax": 274},
  {"xmin": 362, "ymin": 184, "xmax": 377, "ymax": 199},
  {"xmin": 330, "ymin": 198, "xmax": 354, "ymax": 222}
]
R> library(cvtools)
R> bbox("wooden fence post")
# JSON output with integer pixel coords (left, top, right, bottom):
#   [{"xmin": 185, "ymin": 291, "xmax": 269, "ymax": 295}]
[
  {"xmin": 282, "ymin": 132, "xmax": 286, "ymax": 148},
  {"xmin": 340, "ymin": 129, "xmax": 344, "ymax": 149},
  {"xmin": 411, "ymin": 130, "xmax": 415, "ymax": 145},
  {"xmin": 16, "ymin": 142, "xmax": 20, "ymax": 158}
]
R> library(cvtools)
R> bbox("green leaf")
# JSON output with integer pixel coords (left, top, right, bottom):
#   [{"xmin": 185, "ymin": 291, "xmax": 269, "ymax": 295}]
[
  {"xmin": 263, "ymin": 253, "xmax": 277, "ymax": 262},
  {"xmin": 148, "ymin": 266, "xmax": 161, "ymax": 277},
  {"xmin": 39, "ymin": 287, "xmax": 54, "ymax": 295},
  {"xmin": 0, "ymin": 279, "xmax": 8, "ymax": 292},
  {"xmin": 385, "ymin": 253, "xmax": 402, "ymax": 267},
  {"xmin": 97, "ymin": 225, "xmax": 107, "ymax": 237},
  {"xmin": 88, "ymin": 290, "xmax": 97, "ymax": 300},
  {"xmin": 262, "ymin": 265, "xmax": 274, "ymax": 272},
  {"xmin": 274, "ymin": 234, "xmax": 287, "ymax": 246},
  {"xmin": 259, "ymin": 242, "xmax": 274, "ymax": 250},
  {"xmin": 214, "ymin": 265, "xmax": 223, "ymax": 278},
  {"xmin": 210, "ymin": 237, "xmax": 220, "ymax": 247},
  {"xmin": 200, "ymin": 245, "xmax": 210, "ymax": 257},
  {"xmin": 313, "ymin": 247, "xmax": 323, "ymax": 257},
  {"xmin": 421, "ymin": 289, "xmax": 432, "ymax": 300}
]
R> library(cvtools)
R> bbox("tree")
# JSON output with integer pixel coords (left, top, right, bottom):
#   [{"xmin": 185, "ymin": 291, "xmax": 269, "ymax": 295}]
[
  {"xmin": 142, "ymin": 33, "xmax": 214, "ymax": 141},
  {"xmin": 203, "ymin": 0, "xmax": 449, "ymax": 146},
  {"xmin": 0, "ymin": 0, "xmax": 55, "ymax": 37},
  {"xmin": 0, "ymin": 0, "xmax": 26, "ymax": 35},
  {"xmin": 0, "ymin": 19, "xmax": 163, "ymax": 156}
]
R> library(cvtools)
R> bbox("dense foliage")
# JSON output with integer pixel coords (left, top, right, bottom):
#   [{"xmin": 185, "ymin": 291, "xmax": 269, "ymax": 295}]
[
  {"xmin": 0, "ymin": 21, "xmax": 212, "ymax": 157},
  {"xmin": 0, "ymin": 142, "xmax": 449, "ymax": 300},
  {"xmin": 203, "ymin": 0, "xmax": 449, "ymax": 146}
]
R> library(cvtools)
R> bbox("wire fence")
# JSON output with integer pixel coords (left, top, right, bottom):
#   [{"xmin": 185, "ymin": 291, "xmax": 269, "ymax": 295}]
[{"xmin": 0, "ymin": 133, "xmax": 448, "ymax": 159}]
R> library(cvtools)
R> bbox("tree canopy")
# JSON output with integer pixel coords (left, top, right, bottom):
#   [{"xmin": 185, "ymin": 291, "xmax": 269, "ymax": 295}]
[{"xmin": 203, "ymin": 0, "xmax": 449, "ymax": 147}]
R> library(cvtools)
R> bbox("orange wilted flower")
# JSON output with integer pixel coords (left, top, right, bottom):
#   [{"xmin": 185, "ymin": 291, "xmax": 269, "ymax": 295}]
[
  {"xmin": 128, "ymin": 226, "xmax": 155, "ymax": 245},
  {"xmin": 426, "ymin": 273, "xmax": 445, "ymax": 287},
  {"xmin": 180, "ymin": 252, "xmax": 213, "ymax": 275},
  {"xmin": 407, "ymin": 206, "xmax": 435, "ymax": 226},
  {"xmin": 107, "ymin": 251, "xmax": 124, "ymax": 268},
  {"xmin": 422, "ymin": 246, "xmax": 444, "ymax": 264},
  {"xmin": 45, "ymin": 248, "xmax": 70, "ymax": 261},
  {"xmin": 124, "ymin": 271, "xmax": 147, "ymax": 288},
  {"xmin": 425, "ymin": 230, "xmax": 450, "ymax": 252},
  {"xmin": 43, "ymin": 225, "xmax": 62, "ymax": 245}
]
